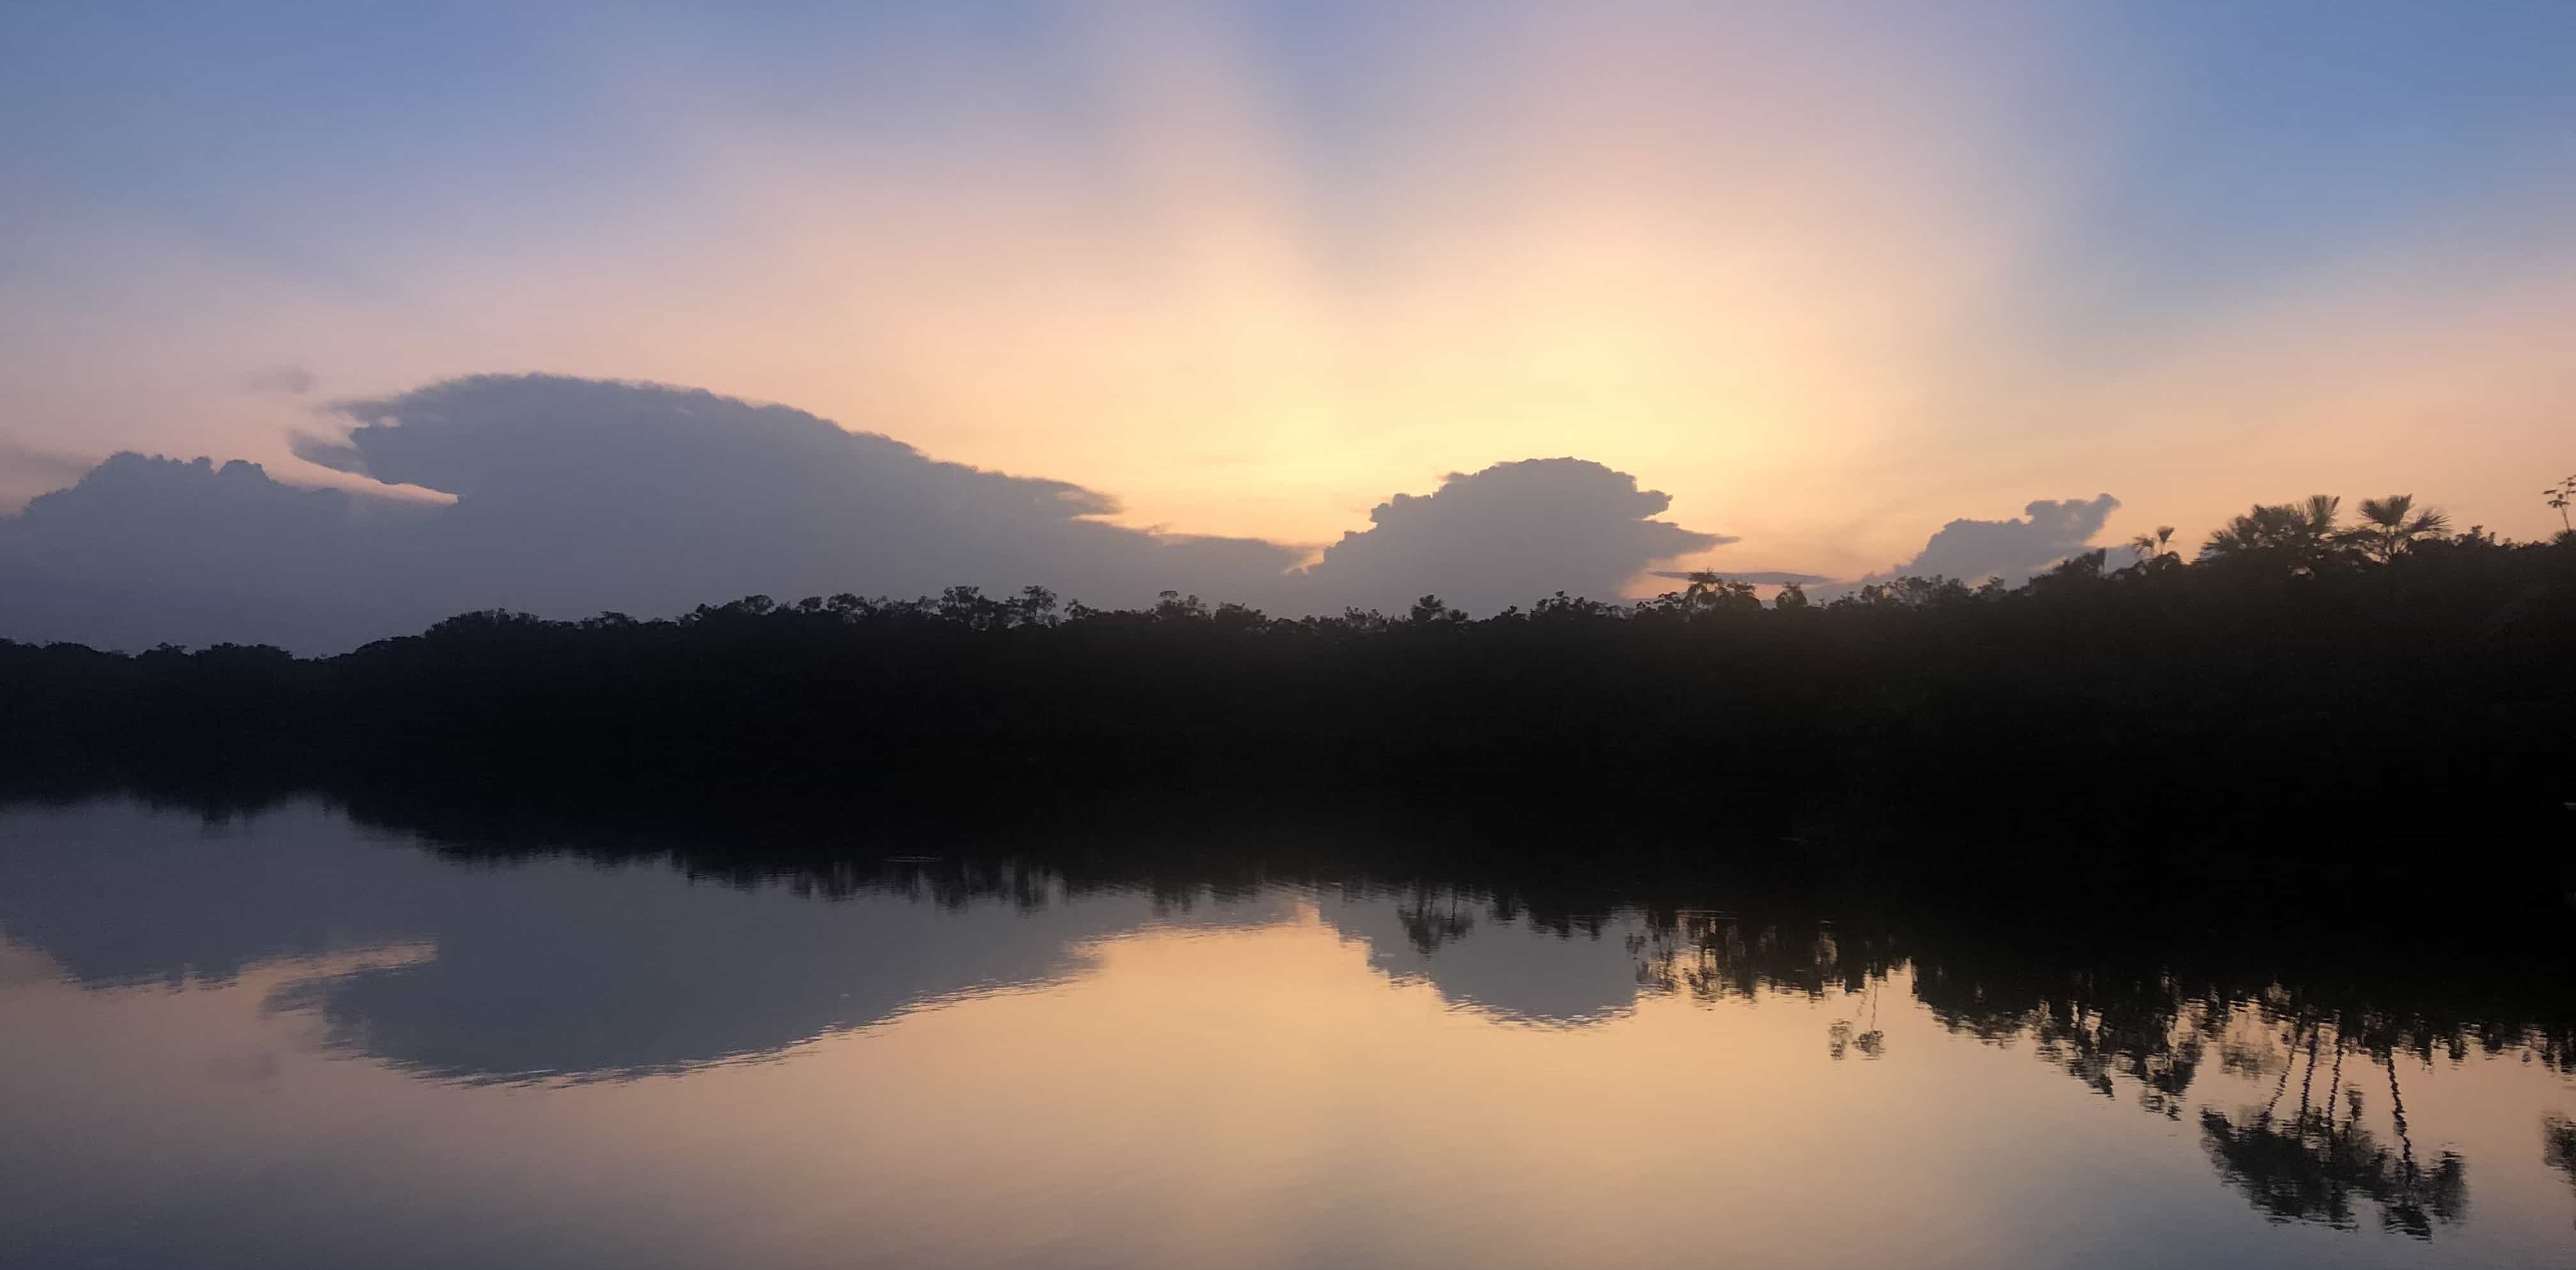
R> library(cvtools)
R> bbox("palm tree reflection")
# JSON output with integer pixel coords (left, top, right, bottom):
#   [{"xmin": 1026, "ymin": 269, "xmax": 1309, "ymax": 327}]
[
  {"xmin": 1394, "ymin": 886, "xmax": 1476, "ymax": 954},
  {"xmin": 2198, "ymin": 1020, "xmax": 2467, "ymax": 1239},
  {"xmin": 1618, "ymin": 915, "xmax": 2515, "ymax": 1241}
]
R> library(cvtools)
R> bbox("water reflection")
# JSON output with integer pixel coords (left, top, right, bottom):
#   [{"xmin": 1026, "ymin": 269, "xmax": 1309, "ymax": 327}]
[
  {"xmin": 2548, "ymin": 1113, "xmax": 2576, "ymax": 1228},
  {"xmin": 2200, "ymin": 1037, "xmax": 2468, "ymax": 1238},
  {"xmin": 0, "ymin": 802, "xmax": 1306, "ymax": 1082},
  {"xmin": 3, "ymin": 795, "xmax": 2573, "ymax": 1269},
  {"xmin": 0, "ymin": 799, "xmax": 466, "ymax": 986}
]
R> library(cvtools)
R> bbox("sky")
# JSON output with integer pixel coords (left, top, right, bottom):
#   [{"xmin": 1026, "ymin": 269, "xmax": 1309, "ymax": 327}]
[{"xmin": 3, "ymin": 0, "xmax": 2573, "ymax": 599}]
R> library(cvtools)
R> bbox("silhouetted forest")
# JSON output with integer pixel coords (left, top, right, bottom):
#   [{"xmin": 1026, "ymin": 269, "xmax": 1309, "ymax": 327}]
[{"xmin": 6, "ymin": 497, "xmax": 2572, "ymax": 855}]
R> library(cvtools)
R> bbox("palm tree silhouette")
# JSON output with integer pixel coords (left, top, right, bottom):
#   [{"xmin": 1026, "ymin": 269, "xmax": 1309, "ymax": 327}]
[
  {"xmin": 2346, "ymin": 494, "xmax": 2450, "ymax": 563},
  {"xmin": 2202, "ymin": 495, "xmax": 2349, "ymax": 574}
]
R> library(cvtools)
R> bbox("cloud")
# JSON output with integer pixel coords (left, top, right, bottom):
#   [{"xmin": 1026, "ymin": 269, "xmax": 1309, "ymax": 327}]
[
  {"xmin": 237, "ymin": 364, "xmax": 317, "ymax": 396},
  {"xmin": 1857, "ymin": 494, "xmax": 2120, "ymax": 587},
  {"xmin": 295, "ymin": 375, "xmax": 1305, "ymax": 624},
  {"xmin": 1, "ymin": 376, "xmax": 1313, "ymax": 651},
  {"xmin": 1290, "ymin": 458, "xmax": 1730, "ymax": 616},
  {"xmin": 0, "ymin": 452, "xmax": 436, "ymax": 652},
  {"xmin": 1649, "ymin": 569, "xmax": 1830, "ymax": 587},
  {"xmin": 1, "ymin": 376, "xmax": 1729, "ymax": 650}
]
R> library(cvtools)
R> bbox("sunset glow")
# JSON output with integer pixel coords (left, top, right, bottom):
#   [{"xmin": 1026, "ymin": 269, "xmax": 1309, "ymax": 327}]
[{"xmin": 6, "ymin": 3, "xmax": 2570, "ymax": 583}]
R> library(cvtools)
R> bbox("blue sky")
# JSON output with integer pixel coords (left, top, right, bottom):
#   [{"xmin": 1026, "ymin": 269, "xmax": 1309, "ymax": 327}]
[{"xmin": 4, "ymin": 1, "xmax": 2572, "ymax": 572}]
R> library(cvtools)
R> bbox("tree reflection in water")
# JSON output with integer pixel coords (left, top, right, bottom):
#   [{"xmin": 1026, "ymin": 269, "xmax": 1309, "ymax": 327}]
[
  {"xmin": 1393, "ymin": 885, "xmax": 1477, "ymax": 954},
  {"xmin": 9, "ymin": 788, "xmax": 2566, "ymax": 1248},
  {"xmin": 1609, "ymin": 905, "xmax": 2561, "ymax": 1241},
  {"xmin": 1627, "ymin": 912, "xmax": 1888, "ymax": 1006},
  {"xmin": 2198, "ymin": 1020, "xmax": 2468, "ymax": 1238},
  {"xmin": 2545, "ymin": 1113, "xmax": 2576, "ymax": 1229}
]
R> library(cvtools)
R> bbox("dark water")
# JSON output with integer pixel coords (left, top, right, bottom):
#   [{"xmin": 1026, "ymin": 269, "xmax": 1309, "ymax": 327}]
[{"xmin": 3, "ymin": 797, "xmax": 2572, "ymax": 1269}]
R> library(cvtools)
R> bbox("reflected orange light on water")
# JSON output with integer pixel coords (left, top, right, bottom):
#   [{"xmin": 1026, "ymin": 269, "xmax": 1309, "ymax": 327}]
[{"xmin": 8, "ymin": 888, "xmax": 2571, "ymax": 1269}]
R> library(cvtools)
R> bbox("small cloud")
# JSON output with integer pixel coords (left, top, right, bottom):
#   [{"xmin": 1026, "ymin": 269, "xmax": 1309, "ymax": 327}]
[
  {"xmin": 238, "ymin": 365, "xmax": 318, "ymax": 397},
  {"xmin": 1649, "ymin": 569, "xmax": 1830, "ymax": 586},
  {"xmin": 1859, "ymin": 494, "xmax": 2121, "ymax": 588},
  {"xmin": 1294, "ymin": 458, "xmax": 1729, "ymax": 616},
  {"xmin": 289, "ymin": 431, "xmax": 369, "ymax": 476}
]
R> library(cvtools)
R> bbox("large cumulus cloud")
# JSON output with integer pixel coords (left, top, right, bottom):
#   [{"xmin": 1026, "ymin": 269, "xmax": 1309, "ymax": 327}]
[
  {"xmin": 284, "ymin": 375, "xmax": 1300, "ymax": 627},
  {"xmin": 0, "ymin": 376, "xmax": 1732, "ymax": 652}
]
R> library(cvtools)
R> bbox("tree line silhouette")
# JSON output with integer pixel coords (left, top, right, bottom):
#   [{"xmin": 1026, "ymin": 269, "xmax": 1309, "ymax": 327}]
[{"xmin": 5, "ymin": 491, "xmax": 2572, "ymax": 845}]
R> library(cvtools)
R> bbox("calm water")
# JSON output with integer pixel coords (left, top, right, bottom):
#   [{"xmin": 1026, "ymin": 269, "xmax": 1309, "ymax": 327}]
[{"xmin": 3, "ymin": 798, "xmax": 2572, "ymax": 1269}]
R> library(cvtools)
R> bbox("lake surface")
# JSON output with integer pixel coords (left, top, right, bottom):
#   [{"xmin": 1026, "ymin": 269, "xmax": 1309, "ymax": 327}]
[{"xmin": 3, "ymin": 796, "xmax": 2572, "ymax": 1269}]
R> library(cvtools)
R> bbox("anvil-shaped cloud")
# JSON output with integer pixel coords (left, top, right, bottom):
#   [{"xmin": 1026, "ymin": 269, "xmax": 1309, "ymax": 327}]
[{"xmin": 1, "ymin": 376, "xmax": 1738, "ymax": 652}]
